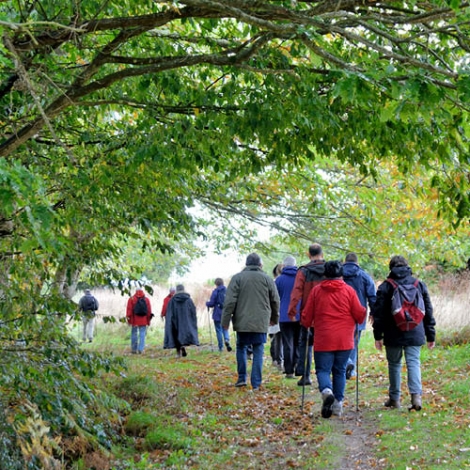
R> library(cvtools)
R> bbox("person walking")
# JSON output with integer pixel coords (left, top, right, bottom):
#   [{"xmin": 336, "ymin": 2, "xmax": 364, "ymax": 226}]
[
  {"xmin": 126, "ymin": 288, "xmax": 153, "ymax": 354},
  {"xmin": 342, "ymin": 252, "xmax": 377, "ymax": 379},
  {"xmin": 269, "ymin": 263, "xmax": 284, "ymax": 371},
  {"xmin": 161, "ymin": 286, "xmax": 176, "ymax": 319},
  {"xmin": 78, "ymin": 289, "xmax": 99, "ymax": 343},
  {"xmin": 276, "ymin": 256, "xmax": 301, "ymax": 380},
  {"xmin": 222, "ymin": 253, "xmax": 280, "ymax": 390},
  {"xmin": 288, "ymin": 243, "xmax": 325, "ymax": 386},
  {"xmin": 206, "ymin": 278, "xmax": 232, "ymax": 352},
  {"xmin": 164, "ymin": 284, "xmax": 199, "ymax": 357},
  {"xmin": 302, "ymin": 260, "xmax": 366, "ymax": 418},
  {"xmin": 372, "ymin": 255, "xmax": 436, "ymax": 411}
]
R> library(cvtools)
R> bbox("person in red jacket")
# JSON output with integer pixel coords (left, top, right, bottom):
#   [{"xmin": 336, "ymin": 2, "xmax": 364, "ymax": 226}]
[
  {"xmin": 126, "ymin": 288, "xmax": 153, "ymax": 354},
  {"xmin": 302, "ymin": 260, "xmax": 366, "ymax": 418},
  {"xmin": 161, "ymin": 286, "xmax": 176, "ymax": 319}
]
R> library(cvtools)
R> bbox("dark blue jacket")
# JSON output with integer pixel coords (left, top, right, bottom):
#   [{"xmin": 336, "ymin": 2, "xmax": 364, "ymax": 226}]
[
  {"xmin": 206, "ymin": 285, "xmax": 226, "ymax": 322},
  {"xmin": 372, "ymin": 265, "xmax": 436, "ymax": 347},
  {"xmin": 275, "ymin": 266, "xmax": 300, "ymax": 322},
  {"xmin": 342, "ymin": 262, "xmax": 376, "ymax": 330}
]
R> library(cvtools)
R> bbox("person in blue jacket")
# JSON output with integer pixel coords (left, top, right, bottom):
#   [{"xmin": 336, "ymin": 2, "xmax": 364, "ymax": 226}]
[
  {"xmin": 342, "ymin": 253, "xmax": 377, "ymax": 379},
  {"xmin": 276, "ymin": 256, "xmax": 301, "ymax": 381},
  {"xmin": 206, "ymin": 278, "xmax": 232, "ymax": 352}
]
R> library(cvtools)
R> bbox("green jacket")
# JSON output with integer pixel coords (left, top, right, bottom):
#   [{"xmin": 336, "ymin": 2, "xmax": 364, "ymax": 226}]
[{"xmin": 222, "ymin": 266, "xmax": 280, "ymax": 333}]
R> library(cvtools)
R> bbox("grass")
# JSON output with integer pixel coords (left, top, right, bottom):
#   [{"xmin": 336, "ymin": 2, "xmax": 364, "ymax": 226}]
[
  {"xmin": 68, "ymin": 278, "xmax": 470, "ymax": 469},
  {"xmin": 76, "ymin": 326, "xmax": 470, "ymax": 470}
]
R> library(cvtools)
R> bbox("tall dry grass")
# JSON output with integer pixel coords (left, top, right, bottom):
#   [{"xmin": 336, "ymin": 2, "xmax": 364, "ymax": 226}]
[
  {"xmin": 73, "ymin": 272, "xmax": 469, "ymax": 348},
  {"xmin": 430, "ymin": 271, "xmax": 470, "ymax": 330}
]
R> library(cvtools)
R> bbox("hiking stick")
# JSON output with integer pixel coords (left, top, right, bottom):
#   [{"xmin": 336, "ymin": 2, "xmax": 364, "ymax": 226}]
[
  {"xmin": 207, "ymin": 307, "xmax": 214, "ymax": 352},
  {"xmin": 355, "ymin": 326, "xmax": 359, "ymax": 412},
  {"xmin": 301, "ymin": 327, "xmax": 310, "ymax": 412}
]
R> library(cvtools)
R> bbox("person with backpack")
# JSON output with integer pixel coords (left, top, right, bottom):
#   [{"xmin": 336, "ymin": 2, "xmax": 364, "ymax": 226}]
[
  {"xmin": 78, "ymin": 288, "xmax": 99, "ymax": 343},
  {"xmin": 206, "ymin": 278, "xmax": 232, "ymax": 352},
  {"xmin": 126, "ymin": 288, "xmax": 153, "ymax": 354},
  {"xmin": 372, "ymin": 255, "xmax": 436, "ymax": 411},
  {"xmin": 164, "ymin": 284, "xmax": 199, "ymax": 357},
  {"xmin": 342, "ymin": 252, "xmax": 377, "ymax": 380}
]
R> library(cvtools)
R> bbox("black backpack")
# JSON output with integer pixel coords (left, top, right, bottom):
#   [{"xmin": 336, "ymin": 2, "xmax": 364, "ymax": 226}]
[
  {"xmin": 216, "ymin": 288, "xmax": 226, "ymax": 309},
  {"xmin": 133, "ymin": 297, "xmax": 148, "ymax": 316},
  {"xmin": 83, "ymin": 296, "xmax": 96, "ymax": 312}
]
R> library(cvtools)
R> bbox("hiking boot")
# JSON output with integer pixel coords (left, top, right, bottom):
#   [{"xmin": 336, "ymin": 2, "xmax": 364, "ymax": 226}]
[
  {"xmin": 285, "ymin": 373, "xmax": 295, "ymax": 379},
  {"xmin": 297, "ymin": 376, "xmax": 312, "ymax": 386},
  {"xmin": 235, "ymin": 379, "xmax": 247, "ymax": 387},
  {"xmin": 321, "ymin": 388, "xmax": 335, "ymax": 419},
  {"xmin": 181, "ymin": 347, "xmax": 187, "ymax": 357},
  {"xmin": 409, "ymin": 394, "xmax": 422, "ymax": 411},
  {"xmin": 225, "ymin": 341, "xmax": 232, "ymax": 352},
  {"xmin": 346, "ymin": 364, "xmax": 354, "ymax": 380},
  {"xmin": 384, "ymin": 397, "xmax": 401, "ymax": 408},
  {"xmin": 332, "ymin": 399, "xmax": 343, "ymax": 416}
]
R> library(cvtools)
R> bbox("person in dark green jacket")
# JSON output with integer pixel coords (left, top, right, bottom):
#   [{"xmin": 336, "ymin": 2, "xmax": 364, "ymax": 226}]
[{"xmin": 222, "ymin": 253, "xmax": 280, "ymax": 390}]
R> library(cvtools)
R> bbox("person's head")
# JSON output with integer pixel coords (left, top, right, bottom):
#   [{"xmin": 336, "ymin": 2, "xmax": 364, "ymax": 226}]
[
  {"xmin": 324, "ymin": 260, "xmax": 343, "ymax": 279},
  {"xmin": 308, "ymin": 243, "xmax": 323, "ymax": 259},
  {"xmin": 85, "ymin": 288, "xmax": 91, "ymax": 295},
  {"xmin": 215, "ymin": 277, "xmax": 224, "ymax": 287},
  {"xmin": 246, "ymin": 253, "xmax": 262, "ymax": 267},
  {"xmin": 283, "ymin": 255, "xmax": 296, "ymax": 267},
  {"xmin": 389, "ymin": 255, "xmax": 408, "ymax": 270},
  {"xmin": 169, "ymin": 286, "xmax": 176, "ymax": 294},
  {"xmin": 176, "ymin": 284, "xmax": 185, "ymax": 293},
  {"xmin": 272, "ymin": 263, "xmax": 283, "ymax": 278},
  {"xmin": 345, "ymin": 252, "xmax": 358, "ymax": 263}
]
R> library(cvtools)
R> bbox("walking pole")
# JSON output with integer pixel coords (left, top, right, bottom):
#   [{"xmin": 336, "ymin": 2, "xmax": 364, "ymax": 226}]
[
  {"xmin": 301, "ymin": 327, "xmax": 310, "ymax": 412},
  {"xmin": 355, "ymin": 326, "xmax": 359, "ymax": 412},
  {"xmin": 207, "ymin": 307, "xmax": 214, "ymax": 352}
]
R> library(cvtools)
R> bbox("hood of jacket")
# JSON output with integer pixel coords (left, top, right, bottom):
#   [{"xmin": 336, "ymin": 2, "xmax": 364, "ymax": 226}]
[
  {"xmin": 388, "ymin": 265, "xmax": 413, "ymax": 281},
  {"xmin": 280, "ymin": 265, "xmax": 297, "ymax": 277},
  {"xmin": 135, "ymin": 289, "xmax": 145, "ymax": 299},
  {"xmin": 173, "ymin": 292, "xmax": 191, "ymax": 303},
  {"xmin": 342, "ymin": 262, "xmax": 361, "ymax": 279},
  {"xmin": 302, "ymin": 260, "xmax": 325, "ymax": 275},
  {"xmin": 318, "ymin": 279, "xmax": 345, "ymax": 292}
]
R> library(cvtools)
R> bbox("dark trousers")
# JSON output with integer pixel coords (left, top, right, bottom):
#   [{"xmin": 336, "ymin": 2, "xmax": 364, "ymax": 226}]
[
  {"xmin": 296, "ymin": 326, "xmax": 313, "ymax": 379},
  {"xmin": 269, "ymin": 331, "xmax": 283, "ymax": 364},
  {"xmin": 279, "ymin": 321, "xmax": 301, "ymax": 375}
]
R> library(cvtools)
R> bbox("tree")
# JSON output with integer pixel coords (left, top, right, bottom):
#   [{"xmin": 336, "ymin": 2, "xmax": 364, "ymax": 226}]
[{"xmin": 0, "ymin": 1, "xmax": 469, "ymax": 466}]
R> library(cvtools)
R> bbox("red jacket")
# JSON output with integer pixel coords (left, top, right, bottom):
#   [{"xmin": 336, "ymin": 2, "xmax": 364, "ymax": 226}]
[
  {"xmin": 302, "ymin": 279, "xmax": 366, "ymax": 351},
  {"xmin": 126, "ymin": 290, "xmax": 152, "ymax": 326},
  {"xmin": 160, "ymin": 293, "xmax": 174, "ymax": 318}
]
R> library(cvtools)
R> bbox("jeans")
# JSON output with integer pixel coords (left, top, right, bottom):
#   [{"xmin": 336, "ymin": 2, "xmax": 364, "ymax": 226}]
[
  {"xmin": 82, "ymin": 316, "xmax": 95, "ymax": 341},
  {"xmin": 214, "ymin": 320, "xmax": 231, "ymax": 351},
  {"xmin": 279, "ymin": 322, "xmax": 301, "ymax": 374},
  {"xmin": 131, "ymin": 326, "xmax": 147, "ymax": 353},
  {"xmin": 236, "ymin": 338, "xmax": 264, "ymax": 389},
  {"xmin": 296, "ymin": 326, "xmax": 313, "ymax": 379},
  {"xmin": 347, "ymin": 328, "xmax": 363, "ymax": 376},
  {"xmin": 386, "ymin": 345, "xmax": 422, "ymax": 400},
  {"xmin": 314, "ymin": 349, "xmax": 352, "ymax": 402}
]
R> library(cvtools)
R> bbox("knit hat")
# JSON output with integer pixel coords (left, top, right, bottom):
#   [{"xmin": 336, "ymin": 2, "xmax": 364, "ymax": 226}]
[{"xmin": 176, "ymin": 284, "xmax": 185, "ymax": 293}]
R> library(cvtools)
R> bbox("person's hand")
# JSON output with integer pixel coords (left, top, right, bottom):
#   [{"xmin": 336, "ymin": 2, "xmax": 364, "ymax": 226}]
[
  {"xmin": 427, "ymin": 341, "xmax": 435, "ymax": 350},
  {"xmin": 375, "ymin": 340, "xmax": 383, "ymax": 351}
]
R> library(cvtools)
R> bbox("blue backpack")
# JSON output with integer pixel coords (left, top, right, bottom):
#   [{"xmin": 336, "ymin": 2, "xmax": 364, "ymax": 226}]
[{"xmin": 216, "ymin": 288, "xmax": 226, "ymax": 309}]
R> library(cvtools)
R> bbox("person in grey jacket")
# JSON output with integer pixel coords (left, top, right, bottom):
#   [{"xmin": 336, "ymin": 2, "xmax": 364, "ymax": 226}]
[{"xmin": 222, "ymin": 253, "xmax": 280, "ymax": 390}]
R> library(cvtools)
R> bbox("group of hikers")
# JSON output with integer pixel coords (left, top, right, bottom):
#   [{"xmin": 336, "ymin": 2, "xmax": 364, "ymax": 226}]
[{"xmin": 79, "ymin": 242, "xmax": 437, "ymax": 419}]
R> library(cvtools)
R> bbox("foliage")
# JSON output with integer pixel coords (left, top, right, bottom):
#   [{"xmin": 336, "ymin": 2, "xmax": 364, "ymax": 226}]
[{"xmin": 0, "ymin": 1, "xmax": 470, "ymax": 464}]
